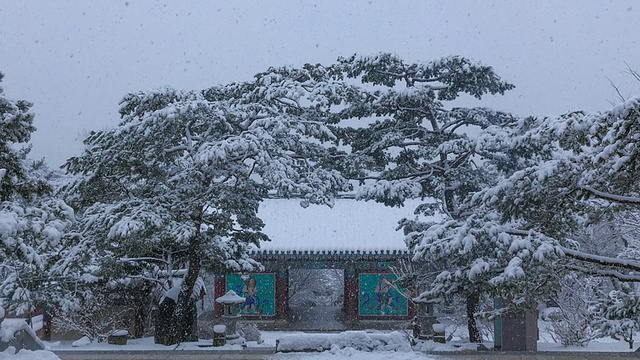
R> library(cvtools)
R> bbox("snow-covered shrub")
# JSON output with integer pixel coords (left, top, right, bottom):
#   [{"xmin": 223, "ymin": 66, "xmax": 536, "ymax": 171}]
[
  {"xmin": 541, "ymin": 274, "xmax": 599, "ymax": 346},
  {"xmin": 276, "ymin": 331, "xmax": 411, "ymax": 352},
  {"xmin": 52, "ymin": 280, "xmax": 156, "ymax": 342},
  {"xmin": 592, "ymin": 283, "xmax": 640, "ymax": 349},
  {"xmin": 52, "ymin": 295, "xmax": 129, "ymax": 343},
  {"xmin": 237, "ymin": 321, "xmax": 263, "ymax": 343}
]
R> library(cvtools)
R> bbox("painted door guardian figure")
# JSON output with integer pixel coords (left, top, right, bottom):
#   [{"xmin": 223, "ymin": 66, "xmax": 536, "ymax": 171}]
[
  {"xmin": 241, "ymin": 275, "xmax": 260, "ymax": 315},
  {"xmin": 359, "ymin": 273, "xmax": 408, "ymax": 316},
  {"xmin": 226, "ymin": 273, "xmax": 275, "ymax": 316},
  {"xmin": 374, "ymin": 274, "xmax": 393, "ymax": 315}
]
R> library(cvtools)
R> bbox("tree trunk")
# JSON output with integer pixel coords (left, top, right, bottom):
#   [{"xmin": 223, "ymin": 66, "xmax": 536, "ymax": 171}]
[
  {"xmin": 467, "ymin": 292, "xmax": 481, "ymax": 343},
  {"xmin": 176, "ymin": 233, "xmax": 201, "ymax": 342},
  {"xmin": 133, "ymin": 303, "xmax": 146, "ymax": 338},
  {"xmin": 156, "ymin": 234, "xmax": 201, "ymax": 345}
]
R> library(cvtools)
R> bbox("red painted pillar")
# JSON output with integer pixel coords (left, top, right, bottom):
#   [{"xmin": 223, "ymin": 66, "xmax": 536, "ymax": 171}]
[
  {"xmin": 344, "ymin": 265, "xmax": 358, "ymax": 328},
  {"xmin": 275, "ymin": 267, "xmax": 289, "ymax": 326},
  {"xmin": 214, "ymin": 274, "xmax": 225, "ymax": 317}
]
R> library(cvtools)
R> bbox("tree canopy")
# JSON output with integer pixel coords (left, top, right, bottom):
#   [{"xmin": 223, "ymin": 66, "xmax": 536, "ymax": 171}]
[
  {"xmin": 0, "ymin": 72, "xmax": 76, "ymax": 313},
  {"xmin": 62, "ymin": 67, "xmax": 353, "ymax": 343},
  {"xmin": 323, "ymin": 53, "xmax": 518, "ymax": 341},
  {"xmin": 4, "ymin": 56, "xmax": 640, "ymax": 345},
  {"xmin": 63, "ymin": 53, "xmax": 521, "ymax": 342}
]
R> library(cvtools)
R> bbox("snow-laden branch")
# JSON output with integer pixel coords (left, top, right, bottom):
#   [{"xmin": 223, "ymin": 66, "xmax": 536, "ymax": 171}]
[
  {"xmin": 565, "ymin": 264, "xmax": 640, "ymax": 282},
  {"xmin": 119, "ymin": 257, "xmax": 169, "ymax": 264},
  {"xmin": 347, "ymin": 169, "xmax": 440, "ymax": 182},
  {"xmin": 413, "ymin": 78, "xmax": 446, "ymax": 86},
  {"xmin": 274, "ymin": 97, "xmax": 301, "ymax": 109},
  {"xmin": 560, "ymin": 246, "xmax": 640, "ymax": 272},
  {"xmin": 164, "ymin": 145, "xmax": 190, "ymax": 154},
  {"xmin": 504, "ymin": 228, "xmax": 531, "ymax": 237},
  {"xmin": 373, "ymin": 69, "xmax": 412, "ymax": 78},
  {"xmin": 127, "ymin": 274, "xmax": 168, "ymax": 284},
  {"xmin": 164, "ymin": 120, "xmax": 196, "ymax": 154},
  {"xmin": 580, "ymin": 186, "xmax": 640, "ymax": 204},
  {"xmin": 504, "ymin": 227, "xmax": 640, "ymax": 274},
  {"xmin": 239, "ymin": 111, "xmax": 269, "ymax": 130},
  {"xmin": 184, "ymin": 120, "xmax": 196, "ymax": 150}
]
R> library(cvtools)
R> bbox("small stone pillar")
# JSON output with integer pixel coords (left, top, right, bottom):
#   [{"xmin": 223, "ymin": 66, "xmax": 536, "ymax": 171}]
[
  {"xmin": 215, "ymin": 290, "xmax": 246, "ymax": 345},
  {"xmin": 107, "ymin": 330, "xmax": 129, "ymax": 345},
  {"xmin": 213, "ymin": 324, "xmax": 227, "ymax": 346}
]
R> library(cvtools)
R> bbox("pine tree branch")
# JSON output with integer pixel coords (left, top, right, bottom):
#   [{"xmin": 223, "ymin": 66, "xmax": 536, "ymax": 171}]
[
  {"xmin": 164, "ymin": 145, "xmax": 190, "ymax": 154},
  {"xmin": 450, "ymin": 151, "xmax": 474, "ymax": 169},
  {"xmin": 560, "ymin": 246, "xmax": 640, "ymax": 272},
  {"xmin": 580, "ymin": 186, "xmax": 640, "ymax": 204},
  {"xmin": 120, "ymin": 257, "xmax": 169, "ymax": 264},
  {"xmin": 347, "ymin": 168, "xmax": 442, "ymax": 182},
  {"xmin": 564, "ymin": 264, "xmax": 640, "ymax": 282}
]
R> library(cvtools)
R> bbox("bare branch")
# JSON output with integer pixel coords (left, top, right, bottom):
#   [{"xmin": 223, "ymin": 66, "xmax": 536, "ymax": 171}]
[
  {"xmin": 607, "ymin": 76, "xmax": 627, "ymax": 103},
  {"xmin": 450, "ymin": 151, "xmax": 474, "ymax": 169},
  {"xmin": 624, "ymin": 62, "xmax": 640, "ymax": 82}
]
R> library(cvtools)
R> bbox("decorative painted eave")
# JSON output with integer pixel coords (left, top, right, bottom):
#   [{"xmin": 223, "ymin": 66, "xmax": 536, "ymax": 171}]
[
  {"xmin": 249, "ymin": 249, "xmax": 411, "ymax": 263},
  {"xmin": 249, "ymin": 249, "xmax": 411, "ymax": 256}
]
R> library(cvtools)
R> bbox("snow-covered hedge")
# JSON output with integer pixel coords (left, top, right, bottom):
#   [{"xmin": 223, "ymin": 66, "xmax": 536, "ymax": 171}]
[{"xmin": 275, "ymin": 331, "xmax": 411, "ymax": 352}]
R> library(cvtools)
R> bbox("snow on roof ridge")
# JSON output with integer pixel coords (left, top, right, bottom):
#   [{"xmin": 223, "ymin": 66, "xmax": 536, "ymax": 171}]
[{"xmin": 255, "ymin": 198, "xmax": 437, "ymax": 253}]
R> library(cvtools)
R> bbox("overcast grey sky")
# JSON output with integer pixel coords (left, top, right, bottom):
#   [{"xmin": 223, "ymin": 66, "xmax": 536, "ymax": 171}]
[{"xmin": 1, "ymin": 0, "xmax": 638, "ymax": 166}]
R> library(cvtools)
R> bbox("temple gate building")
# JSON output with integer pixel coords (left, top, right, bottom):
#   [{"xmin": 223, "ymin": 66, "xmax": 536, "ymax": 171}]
[{"xmin": 214, "ymin": 198, "xmax": 433, "ymax": 330}]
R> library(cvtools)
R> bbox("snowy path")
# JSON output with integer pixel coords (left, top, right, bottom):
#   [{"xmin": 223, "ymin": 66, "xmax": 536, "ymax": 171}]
[
  {"xmin": 53, "ymin": 349, "xmax": 272, "ymax": 359},
  {"xmin": 288, "ymin": 305, "xmax": 345, "ymax": 331},
  {"xmin": 51, "ymin": 350, "xmax": 640, "ymax": 360}
]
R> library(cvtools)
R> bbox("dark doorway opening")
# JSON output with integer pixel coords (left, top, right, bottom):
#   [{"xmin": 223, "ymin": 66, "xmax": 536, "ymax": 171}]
[{"xmin": 288, "ymin": 268, "xmax": 345, "ymax": 331}]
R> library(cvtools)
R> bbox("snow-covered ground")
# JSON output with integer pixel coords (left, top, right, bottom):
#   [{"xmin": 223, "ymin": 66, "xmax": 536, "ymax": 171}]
[{"xmin": 3, "ymin": 328, "xmax": 639, "ymax": 359}]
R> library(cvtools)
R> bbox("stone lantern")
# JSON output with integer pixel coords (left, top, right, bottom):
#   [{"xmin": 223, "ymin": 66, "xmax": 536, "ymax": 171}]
[
  {"xmin": 413, "ymin": 298, "xmax": 439, "ymax": 340},
  {"xmin": 215, "ymin": 290, "xmax": 246, "ymax": 345}
]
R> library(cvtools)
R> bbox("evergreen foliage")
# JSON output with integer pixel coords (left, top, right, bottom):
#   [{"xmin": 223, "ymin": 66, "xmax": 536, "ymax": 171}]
[
  {"xmin": 441, "ymin": 87, "xmax": 640, "ymax": 342},
  {"xmin": 63, "ymin": 68, "xmax": 352, "ymax": 343},
  {"xmin": 593, "ymin": 283, "xmax": 640, "ymax": 349},
  {"xmin": 0, "ymin": 72, "xmax": 77, "ymax": 314},
  {"xmin": 328, "ymin": 53, "xmax": 516, "ymax": 341}
]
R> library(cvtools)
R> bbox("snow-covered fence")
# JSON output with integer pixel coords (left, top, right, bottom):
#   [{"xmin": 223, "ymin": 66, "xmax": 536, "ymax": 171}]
[{"xmin": 275, "ymin": 331, "xmax": 411, "ymax": 352}]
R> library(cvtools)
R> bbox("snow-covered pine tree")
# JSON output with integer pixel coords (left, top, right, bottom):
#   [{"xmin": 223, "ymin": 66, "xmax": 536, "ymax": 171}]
[
  {"xmin": 479, "ymin": 98, "xmax": 640, "ymax": 276},
  {"xmin": 446, "ymin": 92, "xmax": 640, "ymax": 337},
  {"xmin": 0, "ymin": 71, "xmax": 76, "ymax": 314},
  {"xmin": 63, "ymin": 66, "xmax": 352, "ymax": 344},
  {"xmin": 328, "ymin": 53, "xmax": 516, "ymax": 342}
]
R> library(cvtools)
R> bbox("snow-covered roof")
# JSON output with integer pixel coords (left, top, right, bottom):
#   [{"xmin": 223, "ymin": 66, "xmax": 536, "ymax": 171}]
[
  {"xmin": 215, "ymin": 290, "xmax": 246, "ymax": 304},
  {"xmin": 253, "ymin": 198, "xmax": 434, "ymax": 254}
]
